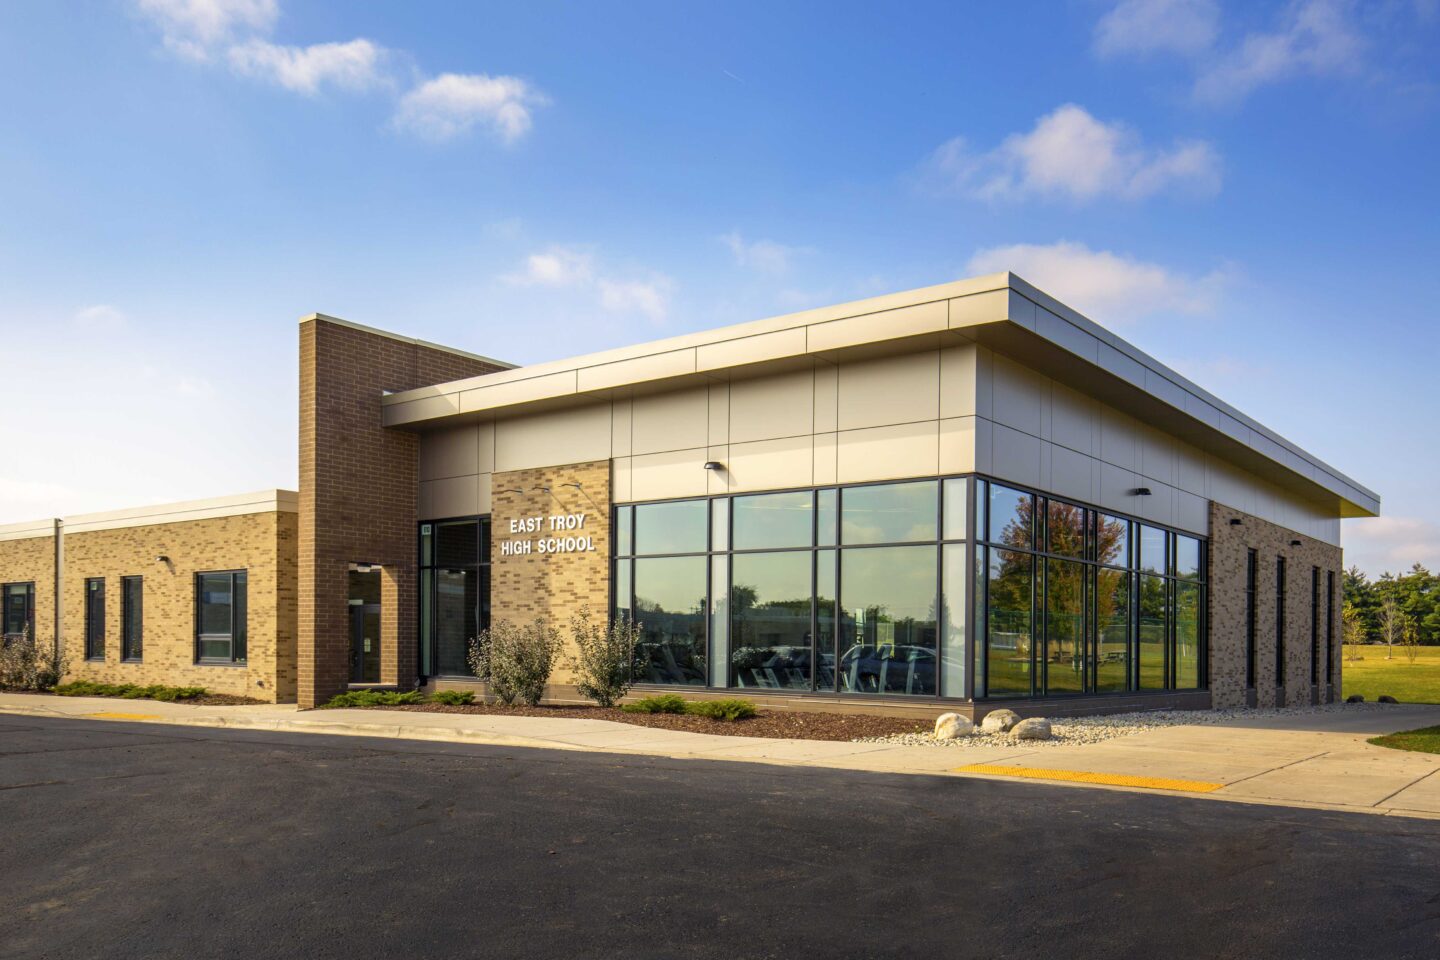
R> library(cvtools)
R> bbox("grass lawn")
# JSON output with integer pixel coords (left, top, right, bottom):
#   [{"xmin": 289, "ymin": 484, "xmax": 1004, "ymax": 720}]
[
  {"xmin": 1368, "ymin": 726, "xmax": 1440, "ymax": 754},
  {"xmin": 1342, "ymin": 644, "xmax": 1440, "ymax": 704}
]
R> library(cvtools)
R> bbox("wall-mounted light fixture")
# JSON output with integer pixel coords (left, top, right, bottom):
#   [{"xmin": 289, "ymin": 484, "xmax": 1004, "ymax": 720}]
[
  {"xmin": 1229, "ymin": 518, "xmax": 1243, "ymax": 526},
  {"xmin": 1290, "ymin": 539, "xmax": 1302, "ymax": 547},
  {"xmin": 154, "ymin": 555, "xmax": 169, "ymax": 563},
  {"xmin": 561, "ymin": 482, "xmax": 583, "ymax": 490},
  {"xmin": 532, "ymin": 486, "xmax": 551, "ymax": 494},
  {"xmin": 502, "ymin": 488, "xmax": 525, "ymax": 495},
  {"xmin": 1131, "ymin": 487, "xmax": 1152, "ymax": 496},
  {"xmin": 704, "ymin": 461, "xmax": 725, "ymax": 471}
]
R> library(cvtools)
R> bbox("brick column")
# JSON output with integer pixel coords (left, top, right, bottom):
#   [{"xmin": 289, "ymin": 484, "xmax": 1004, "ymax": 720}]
[{"xmin": 297, "ymin": 317, "xmax": 505, "ymax": 708}]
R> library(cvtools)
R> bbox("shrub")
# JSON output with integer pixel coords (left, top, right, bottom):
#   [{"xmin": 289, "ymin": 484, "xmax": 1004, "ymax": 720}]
[
  {"xmin": 322, "ymin": 689, "xmax": 425, "ymax": 708},
  {"xmin": 685, "ymin": 698, "xmax": 759, "ymax": 722},
  {"xmin": 53, "ymin": 681, "xmax": 207, "ymax": 702},
  {"xmin": 468, "ymin": 618, "xmax": 562, "ymax": 706},
  {"xmin": 567, "ymin": 609, "xmax": 642, "ymax": 708},
  {"xmin": 429, "ymin": 690, "xmax": 475, "ymax": 706},
  {"xmin": 0, "ymin": 627, "xmax": 67, "ymax": 692},
  {"xmin": 620, "ymin": 693, "xmax": 688, "ymax": 714}
]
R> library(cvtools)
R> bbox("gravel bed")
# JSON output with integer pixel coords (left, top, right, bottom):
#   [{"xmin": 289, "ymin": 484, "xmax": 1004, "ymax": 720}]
[{"xmin": 853, "ymin": 701, "xmax": 1396, "ymax": 748}]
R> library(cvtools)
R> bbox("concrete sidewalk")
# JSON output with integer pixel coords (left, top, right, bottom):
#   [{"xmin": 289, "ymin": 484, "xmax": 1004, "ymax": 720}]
[{"xmin": 3, "ymin": 692, "xmax": 1439, "ymax": 819}]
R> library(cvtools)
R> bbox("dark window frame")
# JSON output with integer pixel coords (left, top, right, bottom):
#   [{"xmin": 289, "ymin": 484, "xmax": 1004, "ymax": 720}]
[
  {"xmin": 417, "ymin": 516, "xmax": 492, "ymax": 679},
  {"xmin": 122, "ymin": 575, "xmax": 143, "ymax": 662},
  {"xmin": 1325, "ymin": 570, "xmax": 1335, "ymax": 687},
  {"xmin": 1310, "ymin": 566, "xmax": 1320, "ymax": 686},
  {"xmin": 85, "ymin": 578, "xmax": 106, "ymax": 661},
  {"xmin": 194, "ymin": 570, "xmax": 248, "ymax": 665},
  {"xmin": 2, "ymin": 581, "xmax": 36, "ymax": 643},
  {"xmin": 1275, "ymin": 556, "xmax": 1287, "ymax": 687},
  {"xmin": 1245, "ymin": 550, "xmax": 1257, "ymax": 689}
]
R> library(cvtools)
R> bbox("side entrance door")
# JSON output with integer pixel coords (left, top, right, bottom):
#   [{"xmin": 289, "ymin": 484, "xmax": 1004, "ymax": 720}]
[{"xmin": 350, "ymin": 603, "xmax": 381, "ymax": 683}]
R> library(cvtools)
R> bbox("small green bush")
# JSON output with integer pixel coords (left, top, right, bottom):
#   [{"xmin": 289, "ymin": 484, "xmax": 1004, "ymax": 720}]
[
  {"xmin": 428, "ymin": 690, "xmax": 475, "ymax": 706},
  {"xmin": 684, "ymin": 698, "xmax": 759, "ymax": 722},
  {"xmin": 322, "ymin": 689, "xmax": 425, "ymax": 708},
  {"xmin": 54, "ymin": 681, "xmax": 207, "ymax": 702},
  {"xmin": 620, "ymin": 693, "xmax": 688, "ymax": 714},
  {"xmin": 0, "ymin": 626, "xmax": 67, "ymax": 692},
  {"xmin": 468, "ymin": 618, "xmax": 563, "ymax": 706},
  {"xmin": 567, "ymin": 609, "xmax": 643, "ymax": 708}
]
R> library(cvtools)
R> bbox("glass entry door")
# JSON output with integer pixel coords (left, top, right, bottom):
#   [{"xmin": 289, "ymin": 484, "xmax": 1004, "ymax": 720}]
[{"xmin": 350, "ymin": 604, "xmax": 381, "ymax": 683}]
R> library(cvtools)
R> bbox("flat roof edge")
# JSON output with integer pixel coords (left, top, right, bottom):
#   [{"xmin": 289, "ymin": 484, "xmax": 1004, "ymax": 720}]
[
  {"xmin": 61, "ymin": 489, "xmax": 299, "ymax": 534},
  {"xmin": 301, "ymin": 313, "xmax": 517, "ymax": 370}
]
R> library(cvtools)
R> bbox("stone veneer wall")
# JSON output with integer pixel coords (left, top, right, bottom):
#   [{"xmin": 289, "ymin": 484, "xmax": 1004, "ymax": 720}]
[
  {"xmin": 297, "ymin": 318, "xmax": 506, "ymax": 707},
  {"xmin": 60, "ymin": 511, "xmax": 298, "ymax": 701},
  {"xmin": 488, "ymin": 459, "xmax": 611, "ymax": 684},
  {"xmin": 1208, "ymin": 502, "xmax": 1343, "ymax": 709},
  {"xmin": 0, "ymin": 527, "xmax": 58, "ymax": 651}
]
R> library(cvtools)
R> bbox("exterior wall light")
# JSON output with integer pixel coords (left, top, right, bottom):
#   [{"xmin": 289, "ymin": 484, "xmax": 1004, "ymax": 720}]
[
  {"xmin": 1229, "ymin": 518, "xmax": 1243, "ymax": 526},
  {"xmin": 1131, "ymin": 487, "xmax": 1152, "ymax": 496},
  {"xmin": 154, "ymin": 555, "xmax": 169, "ymax": 563},
  {"xmin": 703, "ymin": 462, "xmax": 724, "ymax": 471},
  {"xmin": 502, "ymin": 488, "xmax": 525, "ymax": 495},
  {"xmin": 1290, "ymin": 539, "xmax": 1302, "ymax": 546}
]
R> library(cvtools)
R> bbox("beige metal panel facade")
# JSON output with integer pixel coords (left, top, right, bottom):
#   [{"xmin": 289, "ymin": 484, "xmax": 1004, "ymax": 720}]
[{"xmin": 493, "ymin": 405, "xmax": 611, "ymax": 473}]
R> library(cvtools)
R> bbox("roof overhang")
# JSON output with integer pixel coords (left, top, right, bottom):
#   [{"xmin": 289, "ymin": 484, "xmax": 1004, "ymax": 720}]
[{"xmin": 380, "ymin": 272, "xmax": 1379, "ymax": 519}]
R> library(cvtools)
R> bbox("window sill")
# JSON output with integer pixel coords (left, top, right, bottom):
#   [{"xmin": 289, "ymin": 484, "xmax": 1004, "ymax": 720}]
[
  {"xmin": 195, "ymin": 660, "xmax": 248, "ymax": 668},
  {"xmin": 121, "ymin": 658, "xmax": 143, "ymax": 664}
]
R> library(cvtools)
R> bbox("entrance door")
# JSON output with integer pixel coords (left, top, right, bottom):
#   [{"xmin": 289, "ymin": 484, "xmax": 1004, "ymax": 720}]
[{"xmin": 350, "ymin": 603, "xmax": 381, "ymax": 683}]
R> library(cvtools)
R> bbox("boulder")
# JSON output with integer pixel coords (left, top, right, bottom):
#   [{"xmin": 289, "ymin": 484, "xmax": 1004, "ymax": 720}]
[
  {"xmin": 1012, "ymin": 717, "xmax": 1052, "ymax": 740},
  {"xmin": 1378, "ymin": 695, "xmax": 1399, "ymax": 704},
  {"xmin": 1346, "ymin": 694, "xmax": 1365, "ymax": 704},
  {"xmin": 934, "ymin": 713, "xmax": 973, "ymax": 740},
  {"xmin": 980, "ymin": 708, "xmax": 1022, "ymax": 734}
]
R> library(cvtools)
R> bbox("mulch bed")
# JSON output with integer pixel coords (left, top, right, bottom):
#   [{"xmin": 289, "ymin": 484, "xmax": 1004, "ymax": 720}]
[{"xmin": 379, "ymin": 701, "xmax": 930, "ymax": 741}]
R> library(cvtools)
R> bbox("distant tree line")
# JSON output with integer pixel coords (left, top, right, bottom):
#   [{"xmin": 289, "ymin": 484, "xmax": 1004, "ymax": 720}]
[{"xmin": 1344, "ymin": 565, "xmax": 1439, "ymax": 645}]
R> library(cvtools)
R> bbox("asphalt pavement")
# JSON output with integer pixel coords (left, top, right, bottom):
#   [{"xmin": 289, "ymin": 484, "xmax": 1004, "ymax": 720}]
[{"xmin": 2, "ymin": 714, "xmax": 1438, "ymax": 960}]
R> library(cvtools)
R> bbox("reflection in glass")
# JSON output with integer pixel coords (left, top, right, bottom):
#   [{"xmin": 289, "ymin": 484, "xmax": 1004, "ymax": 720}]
[
  {"xmin": 841, "ymin": 481, "xmax": 937, "ymax": 545},
  {"xmin": 634, "ymin": 556, "xmax": 707, "ymax": 685},
  {"xmin": 986, "ymin": 549, "xmax": 1032, "ymax": 696},
  {"xmin": 1046, "ymin": 500, "xmax": 1085, "ymax": 558},
  {"xmin": 1138, "ymin": 574, "xmax": 1167, "ymax": 689},
  {"xmin": 616, "ymin": 505, "xmax": 633, "ymax": 556},
  {"xmin": 710, "ymin": 498, "xmax": 729, "ymax": 553},
  {"xmin": 1139, "ymin": 525, "xmax": 1166, "ymax": 575},
  {"xmin": 816, "ymin": 550, "xmax": 837, "ymax": 691},
  {"xmin": 941, "ymin": 544, "xmax": 967, "ymax": 697},
  {"xmin": 635, "ymin": 500, "xmax": 708, "ymax": 555},
  {"xmin": 839, "ymin": 546, "xmax": 937, "ymax": 695},
  {"xmin": 709, "ymin": 555, "xmax": 729, "ymax": 687},
  {"xmin": 988, "ymin": 484, "xmax": 1033, "ymax": 550},
  {"xmin": 730, "ymin": 552, "xmax": 812, "ymax": 689},
  {"xmin": 1097, "ymin": 514, "xmax": 1128, "ymax": 567},
  {"xmin": 436, "ymin": 519, "xmax": 480, "ymax": 567},
  {"xmin": 1175, "ymin": 580, "xmax": 1200, "ymax": 689},
  {"xmin": 817, "ymin": 490, "xmax": 837, "ymax": 546},
  {"xmin": 1044, "ymin": 558, "xmax": 1085, "ymax": 694},
  {"xmin": 1174, "ymin": 535, "xmax": 1201, "ymax": 580},
  {"xmin": 614, "ymin": 560, "xmax": 633, "ymax": 621},
  {"xmin": 943, "ymin": 478, "xmax": 968, "ymax": 541},
  {"xmin": 1095, "ymin": 569, "xmax": 1129, "ymax": 692},
  {"xmin": 733, "ymin": 491, "xmax": 812, "ymax": 550}
]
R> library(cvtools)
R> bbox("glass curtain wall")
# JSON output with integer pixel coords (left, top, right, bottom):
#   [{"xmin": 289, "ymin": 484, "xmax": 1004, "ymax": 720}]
[
  {"xmin": 612, "ymin": 479, "xmax": 970, "ymax": 697},
  {"xmin": 974, "ymin": 479, "xmax": 1206, "ymax": 699},
  {"xmin": 419, "ymin": 518, "xmax": 491, "ymax": 677}
]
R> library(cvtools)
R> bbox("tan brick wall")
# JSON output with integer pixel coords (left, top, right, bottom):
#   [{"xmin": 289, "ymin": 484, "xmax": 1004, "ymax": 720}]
[
  {"xmin": 298, "ymin": 318, "xmax": 506, "ymax": 707},
  {"xmin": 61, "ymin": 512, "xmax": 297, "ymax": 701},
  {"xmin": 1208, "ymin": 502, "xmax": 1343, "ymax": 709},
  {"xmin": 0, "ymin": 529, "xmax": 58, "ymax": 650},
  {"xmin": 490, "ymin": 460, "xmax": 611, "ymax": 683}
]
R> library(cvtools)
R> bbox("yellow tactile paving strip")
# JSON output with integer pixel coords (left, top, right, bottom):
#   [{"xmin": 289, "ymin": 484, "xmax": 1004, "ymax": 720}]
[
  {"xmin": 955, "ymin": 763, "xmax": 1225, "ymax": 793},
  {"xmin": 88, "ymin": 712, "xmax": 164, "ymax": 721}
]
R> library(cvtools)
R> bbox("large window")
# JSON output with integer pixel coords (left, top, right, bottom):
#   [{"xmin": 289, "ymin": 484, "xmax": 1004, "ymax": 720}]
[
  {"xmin": 975, "ymin": 481, "xmax": 1206, "ymax": 698},
  {"xmin": 85, "ymin": 578, "xmax": 105, "ymax": 661},
  {"xmin": 1310, "ymin": 566, "xmax": 1320, "ymax": 686},
  {"xmin": 1275, "ymin": 556, "xmax": 1287, "ymax": 687},
  {"xmin": 1326, "ymin": 570, "xmax": 1335, "ymax": 687},
  {"xmin": 419, "ymin": 518, "xmax": 491, "ymax": 677},
  {"xmin": 2, "ymin": 582, "xmax": 34, "ymax": 642},
  {"xmin": 122, "ymin": 576, "xmax": 143, "ymax": 662},
  {"xmin": 195, "ymin": 571, "xmax": 246, "ymax": 663},
  {"xmin": 1245, "ymin": 550, "xmax": 1257, "ymax": 689},
  {"xmin": 611, "ymin": 476, "xmax": 1204, "ymax": 701}
]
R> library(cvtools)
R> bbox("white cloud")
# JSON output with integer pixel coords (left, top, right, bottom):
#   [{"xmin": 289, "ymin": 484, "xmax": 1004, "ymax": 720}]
[
  {"xmin": 720, "ymin": 232, "xmax": 806, "ymax": 275},
  {"xmin": 226, "ymin": 38, "xmax": 387, "ymax": 94},
  {"xmin": 135, "ymin": 0, "xmax": 277, "ymax": 60},
  {"xmin": 965, "ymin": 241, "xmax": 1226, "ymax": 324},
  {"xmin": 505, "ymin": 247, "xmax": 672, "ymax": 324},
  {"xmin": 598, "ymin": 278, "xmax": 671, "ymax": 325},
  {"xmin": 504, "ymin": 246, "xmax": 594, "ymax": 287},
  {"xmin": 393, "ymin": 73, "xmax": 547, "ymax": 143},
  {"xmin": 1194, "ymin": 0, "xmax": 1365, "ymax": 103},
  {"xmin": 927, "ymin": 104, "xmax": 1220, "ymax": 203},
  {"xmin": 1343, "ymin": 516, "xmax": 1440, "ymax": 578},
  {"xmin": 74, "ymin": 304, "xmax": 128, "ymax": 329},
  {"xmin": 1094, "ymin": 0, "xmax": 1220, "ymax": 58}
]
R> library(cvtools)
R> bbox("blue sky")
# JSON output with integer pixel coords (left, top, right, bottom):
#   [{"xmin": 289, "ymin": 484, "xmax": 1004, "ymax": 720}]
[{"xmin": 1, "ymin": 0, "xmax": 1437, "ymax": 576}]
